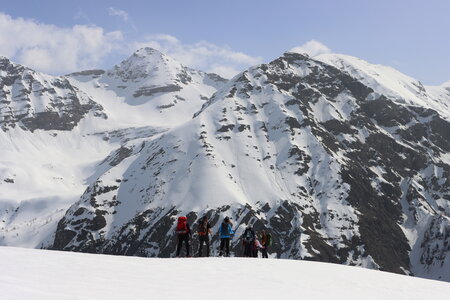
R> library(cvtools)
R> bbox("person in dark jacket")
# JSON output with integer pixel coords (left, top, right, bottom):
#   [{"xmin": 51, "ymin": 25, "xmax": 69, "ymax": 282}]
[
  {"xmin": 219, "ymin": 217, "xmax": 234, "ymax": 257},
  {"xmin": 197, "ymin": 216, "xmax": 212, "ymax": 257},
  {"xmin": 175, "ymin": 216, "xmax": 191, "ymax": 257},
  {"xmin": 242, "ymin": 224, "xmax": 256, "ymax": 257}
]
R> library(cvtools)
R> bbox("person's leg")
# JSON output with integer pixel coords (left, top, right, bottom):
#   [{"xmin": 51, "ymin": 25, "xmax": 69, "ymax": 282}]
[
  {"xmin": 245, "ymin": 242, "xmax": 252, "ymax": 257},
  {"xmin": 198, "ymin": 236, "xmax": 204, "ymax": 257},
  {"xmin": 176, "ymin": 235, "xmax": 182, "ymax": 257},
  {"xmin": 219, "ymin": 238, "xmax": 225, "ymax": 256},
  {"xmin": 243, "ymin": 242, "xmax": 248, "ymax": 256},
  {"xmin": 185, "ymin": 236, "xmax": 190, "ymax": 257},
  {"xmin": 225, "ymin": 238, "xmax": 230, "ymax": 256},
  {"xmin": 205, "ymin": 237, "xmax": 210, "ymax": 257}
]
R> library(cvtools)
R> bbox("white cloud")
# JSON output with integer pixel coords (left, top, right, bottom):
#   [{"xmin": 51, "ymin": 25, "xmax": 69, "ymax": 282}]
[
  {"xmin": 0, "ymin": 13, "xmax": 123, "ymax": 74},
  {"xmin": 290, "ymin": 40, "xmax": 331, "ymax": 57},
  {"xmin": 73, "ymin": 11, "xmax": 91, "ymax": 23},
  {"xmin": 208, "ymin": 65, "xmax": 242, "ymax": 79},
  {"xmin": 150, "ymin": 34, "xmax": 179, "ymax": 44},
  {"xmin": 108, "ymin": 7, "xmax": 129, "ymax": 22},
  {"xmin": 0, "ymin": 13, "xmax": 262, "ymax": 78},
  {"xmin": 133, "ymin": 34, "xmax": 263, "ymax": 78}
]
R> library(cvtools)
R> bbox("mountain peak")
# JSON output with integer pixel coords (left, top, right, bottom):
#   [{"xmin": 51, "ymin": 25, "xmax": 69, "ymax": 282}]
[
  {"xmin": 133, "ymin": 47, "xmax": 164, "ymax": 58},
  {"xmin": 0, "ymin": 56, "xmax": 27, "ymax": 77},
  {"xmin": 108, "ymin": 47, "xmax": 185, "ymax": 82},
  {"xmin": 0, "ymin": 56, "xmax": 11, "ymax": 69},
  {"xmin": 283, "ymin": 51, "xmax": 310, "ymax": 59},
  {"xmin": 127, "ymin": 47, "xmax": 175, "ymax": 65}
]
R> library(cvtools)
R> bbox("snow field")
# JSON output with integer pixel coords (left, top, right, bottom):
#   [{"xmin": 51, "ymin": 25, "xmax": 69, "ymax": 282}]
[{"xmin": 0, "ymin": 247, "xmax": 449, "ymax": 300}]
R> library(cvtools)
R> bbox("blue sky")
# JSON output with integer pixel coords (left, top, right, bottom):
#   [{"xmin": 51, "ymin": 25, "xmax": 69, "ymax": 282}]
[{"xmin": 1, "ymin": 0, "xmax": 449, "ymax": 84}]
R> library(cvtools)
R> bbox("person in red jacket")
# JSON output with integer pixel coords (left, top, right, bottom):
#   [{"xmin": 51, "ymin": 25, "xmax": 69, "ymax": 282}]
[{"xmin": 175, "ymin": 216, "xmax": 191, "ymax": 257}]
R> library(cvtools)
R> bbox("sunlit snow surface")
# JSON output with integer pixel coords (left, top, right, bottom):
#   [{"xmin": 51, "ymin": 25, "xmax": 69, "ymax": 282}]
[
  {"xmin": 315, "ymin": 53, "xmax": 450, "ymax": 120},
  {"xmin": 0, "ymin": 247, "xmax": 449, "ymax": 300}
]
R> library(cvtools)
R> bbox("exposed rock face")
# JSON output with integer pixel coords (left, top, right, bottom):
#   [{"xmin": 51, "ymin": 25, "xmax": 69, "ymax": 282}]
[
  {"xmin": 51, "ymin": 52, "xmax": 449, "ymax": 280},
  {"xmin": 0, "ymin": 57, "xmax": 106, "ymax": 132}
]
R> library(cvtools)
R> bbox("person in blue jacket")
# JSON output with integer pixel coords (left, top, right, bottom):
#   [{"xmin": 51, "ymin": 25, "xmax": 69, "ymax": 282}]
[{"xmin": 219, "ymin": 216, "xmax": 234, "ymax": 257}]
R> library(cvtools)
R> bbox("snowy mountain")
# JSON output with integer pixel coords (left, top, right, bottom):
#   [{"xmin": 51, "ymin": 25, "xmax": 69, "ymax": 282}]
[
  {"xmin": 0, "ymin": 48, "xmax": 226, "ymax": 248},
  {"xmin": 0, "ymin": 56, "xmax": 106, "ymax": 132},
  {"xmin": 1, "ymin": 247, "xmax": 449, "ymax": 300},
  {"xmin": 68, "ymin": 47, "xmax": 227, "ymax": 127},
  {"xmin": 0, "ymin": 48, "xmax": 449, "ymax": 282},
  {"xmin": 315, "ymin": 54, "xmax": 450, "ymax": 120}
]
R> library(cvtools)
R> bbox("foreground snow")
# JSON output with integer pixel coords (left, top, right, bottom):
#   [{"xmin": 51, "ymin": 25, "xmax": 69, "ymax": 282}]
[{"xmin": 0, "ymin": 247, "xmax": 448, "ymax": 300}]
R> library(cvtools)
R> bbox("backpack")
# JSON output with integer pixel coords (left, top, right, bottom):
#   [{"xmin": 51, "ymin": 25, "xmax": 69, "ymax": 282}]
[
  {"xmin": 176, "ymin": 216, "xmax": 188, "ymax": 234},
  {"xmin": 221, "ymin": 222, "xmax": 230, "ymax": 236},
  {"xmin": 266, "ymin": 233, "xmax": 272, "ymax": 246},
  {"xmin": 244, "ymin": 229, "xmax": 254, "ymax": 242}
]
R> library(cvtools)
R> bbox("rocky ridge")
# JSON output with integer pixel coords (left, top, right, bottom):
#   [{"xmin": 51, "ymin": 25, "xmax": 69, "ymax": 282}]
[{"xmin": 0, "ymin": 57, "xmax": 106, "ymax": 132}]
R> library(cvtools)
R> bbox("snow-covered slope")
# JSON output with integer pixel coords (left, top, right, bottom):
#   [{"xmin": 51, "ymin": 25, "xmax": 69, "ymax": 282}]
[
  {"xmin": 0, "ymin": 49, "xmax": 449, "ymax": 282},
  {"xmin": 1, "ymin": 247, "xmax": 449, "ymax": 300},
  {"xmin": 0, "ymin": 58, "xmax": 111, "ymax": 248},
  {"xmin": 0, "ymin": 127, "xmax": 118, "ymax": 248},
  {"xmin": 424, "ymin": 80, "xmax": 450, "ymax": 115},
  {"xmin": 315, "ymin": 53, "xmax": 450, "ymax": 120},
  {"xmin": 0, "ymin": 49, "xmax": 226, "ymax": 249}
]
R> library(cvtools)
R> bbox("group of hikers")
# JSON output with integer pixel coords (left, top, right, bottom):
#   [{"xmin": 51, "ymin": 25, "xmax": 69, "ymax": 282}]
[{"xmin": 175, "ymin": 215, "xmax": 272, "ymax": 258}]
